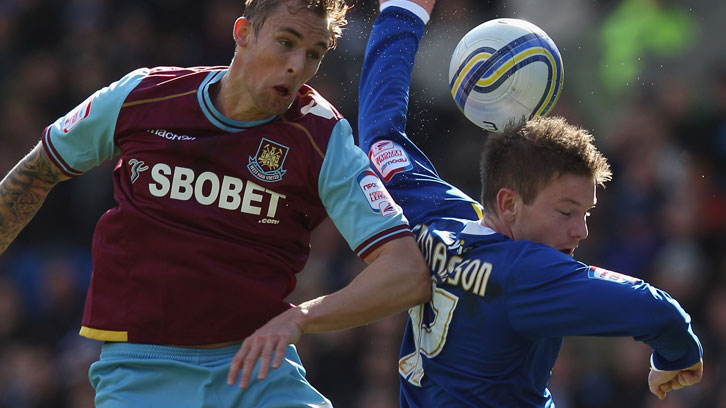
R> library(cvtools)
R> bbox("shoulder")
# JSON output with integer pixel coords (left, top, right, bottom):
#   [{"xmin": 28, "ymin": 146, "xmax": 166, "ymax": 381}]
[
  {"xmin": 143, "ymin": 65, "xmax": 224, "ymax": 81},
  {"xmin": 126, "ymin": 66, "xmax": 223, "ymax": 99},
  {"xmin": 506, "ymin": 240, "xmax": 580, "ymax": 268},
  {"xmin": 482, "ymin": 239, "xmax": 585, "ymax": 282},
  {"xmin": 280, "ymin": 85, "xmax": 348, "ymax": 153},
  {"xmin": 284, "ymin": 84, "xmax": 343, "ymax": 123},
  {"xmin": 506, "ymin": 241, "xmax": 588, "ymax": 286}
]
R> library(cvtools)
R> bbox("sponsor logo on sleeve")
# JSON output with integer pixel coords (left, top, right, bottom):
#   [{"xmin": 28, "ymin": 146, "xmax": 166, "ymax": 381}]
[
  {"xmin": 62, "ymin": 96, "xmax": 94, "ymax": 133},
  {"xmin": 369, "ymin": 140, "xmax": 413, "ymax": 182},
  {"xmin": 357, "ymin": 169, "xmax": 400, "ymax": 217},
  {"xmin": 587, "ymin": 266, "xmax": 641, "ymax": 285},
  {"xmin": 248, "ymin": 138, "xmax": 289, "ymax": 182}
]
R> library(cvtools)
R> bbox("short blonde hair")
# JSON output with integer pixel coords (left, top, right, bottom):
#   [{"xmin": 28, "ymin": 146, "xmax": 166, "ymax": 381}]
[{"xmin": 243, "ymin": 0, "xmax": 349, "ymax": 49}]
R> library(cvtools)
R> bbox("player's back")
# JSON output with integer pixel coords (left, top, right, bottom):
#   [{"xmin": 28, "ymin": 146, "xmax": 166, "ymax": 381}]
[{"xmin": 398, "ymin": 217, "xmax": 573, "ymax": 407}]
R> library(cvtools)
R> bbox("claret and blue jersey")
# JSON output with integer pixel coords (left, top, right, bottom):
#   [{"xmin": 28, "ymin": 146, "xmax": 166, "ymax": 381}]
[
  {"xmin": 42, "ymin": 65, "xmax": 410, "ymax": 346},
  {"xmin": 359, "ymin": 3, "xmax": 702, "ymax": 407}
]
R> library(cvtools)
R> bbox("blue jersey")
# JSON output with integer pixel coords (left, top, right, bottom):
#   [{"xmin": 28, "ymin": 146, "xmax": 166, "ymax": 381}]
[{"xmin": 358, "ymin": 4, "xmax": 703, "ymax": 408}]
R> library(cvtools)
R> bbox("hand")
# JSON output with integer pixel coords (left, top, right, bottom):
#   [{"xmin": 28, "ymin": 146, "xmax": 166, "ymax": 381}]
[
  {"xmin": 227, "ymin": 307, "xmax": 305, "ymax": 389},
  {"xmin": 648, "ymin": 359, "xmax": 703, "ymax": 400},
  {"xmin": 381, "ymin": 0, "xmax": 436, "ymax": 16}
]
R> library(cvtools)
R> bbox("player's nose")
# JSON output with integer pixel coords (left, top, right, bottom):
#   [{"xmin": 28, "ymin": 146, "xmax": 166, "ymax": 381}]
[
  {"xmin": 572, "ymin": 218, "xmax": 588, "ymax": 241},
  {"xmin": 286, "ymin": 51, "xmax": 306, "ymax": 76}
]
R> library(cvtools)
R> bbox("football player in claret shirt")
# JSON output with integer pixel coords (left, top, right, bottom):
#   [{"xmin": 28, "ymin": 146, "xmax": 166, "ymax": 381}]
[
  {"xmin": 358, "ymin": 0, "xmax": 703, "ymax": 406},
  {"xmin": 0, "ymin": 0, "xmax": 429, "ymax": 406}
]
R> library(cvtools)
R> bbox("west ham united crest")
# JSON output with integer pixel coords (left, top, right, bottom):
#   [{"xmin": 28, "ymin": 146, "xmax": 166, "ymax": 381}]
[{"xmin": 248, "ymin": 138, "xmax": 289, "ymax": 182}]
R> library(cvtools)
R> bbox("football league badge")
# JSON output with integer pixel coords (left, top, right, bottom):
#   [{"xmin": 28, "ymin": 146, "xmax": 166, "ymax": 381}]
[
  {"xmin": 248, "ymin": 138, "xmax": 289, "ymax": 182},
  {"xmin": 62, "ymin": 96, "xmax": 93, "ymax": 133},
  {"xmin": 587, "ymin": 266, "xmax": 641, "ymax": 285},
  {"xmin": 369, "ymin": 140, "xmax": 412, "ymax": 182},
  {"xmin": 357, "ymin": 169, "xmax": 400, "ymax": 217}
]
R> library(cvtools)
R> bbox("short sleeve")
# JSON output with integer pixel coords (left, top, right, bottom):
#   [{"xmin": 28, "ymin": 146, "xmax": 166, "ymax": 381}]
[
  {"xmin": 318, "ymin": 120, "xmax": 411, "ymax": 258},
  {"xmin": 42, "ymin": 68, "xmax": 148, "ymax": 176}
]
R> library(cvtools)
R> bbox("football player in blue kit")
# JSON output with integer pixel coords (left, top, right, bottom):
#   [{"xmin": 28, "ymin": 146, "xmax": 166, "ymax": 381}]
[{"xmin": 358, "ymin": 0, "xmax": 704, "ymax": 406}]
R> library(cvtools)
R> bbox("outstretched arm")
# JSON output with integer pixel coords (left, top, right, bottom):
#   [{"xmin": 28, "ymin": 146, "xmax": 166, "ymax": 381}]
[
  {"xmin": 358, "ymin": 0, "xmax": 430, "ymax": 152},
  {"xmin": 227, "ymin": 235, "xmax": 430, "ymax": 389},
  {"xmin": 359, "ymin": 0, "xmax": 482, "ymax": 226},
  {"xmin": 0, "ymin": 142, "xmax": 70, "ymax": 254}
]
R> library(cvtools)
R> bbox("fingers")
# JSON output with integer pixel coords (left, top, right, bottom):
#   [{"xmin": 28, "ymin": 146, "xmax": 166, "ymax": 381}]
[
  {"xmin": 227, "ymin": 339, "xmax": 259, "ymax": 389},
  {"xmin": 650, "ymin": 379, "xmax": 669, "ymax": 400},
  {"xmin": 648, "ymin": 365, "xmax": 704, "ymax": 400},
  {"xmin": 677, "ymin": 369, "xmax": 702, "ymax": 386},
  {"xmin": 227, "ymin": 335, "xmax": 289, "ymax": 389},
  {"xmin": 255, "ymin": 340, "xmax": 276, "ymax": 382},
  {"xmin": 272, "ymin": 339, "xmax": 288, "ymax": 370},
  {"xmin": 226, "ymin": 308, "xmax": 305, "ymax": 389},
  {"xmin": 227, "ymin": 341, "xmax": 247, "ymax": 385}
]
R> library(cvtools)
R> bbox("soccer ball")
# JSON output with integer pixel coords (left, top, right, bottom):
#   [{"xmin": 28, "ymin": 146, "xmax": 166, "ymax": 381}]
[{"xmin": 448, "ymin": 18, "xmax": 564, "ymax": 133}]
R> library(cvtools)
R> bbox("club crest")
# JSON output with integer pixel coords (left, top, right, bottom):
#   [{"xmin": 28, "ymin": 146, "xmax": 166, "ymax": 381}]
[{"xmin": 248, "ymin": 138, "xmax": 289, "ymax": 182}]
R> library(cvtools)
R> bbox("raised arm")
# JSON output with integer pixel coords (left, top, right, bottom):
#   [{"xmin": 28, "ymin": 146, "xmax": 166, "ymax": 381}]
[
  {"xmin": 0, "ymin": 142, "xmax": 70, "ymax": 254},
  {"xmin": 358, "ymin": 0, "xmax": 429, "ymax": 151}
]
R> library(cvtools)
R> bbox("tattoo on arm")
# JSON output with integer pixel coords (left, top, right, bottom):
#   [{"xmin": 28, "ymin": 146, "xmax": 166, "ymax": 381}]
[{"xmin": 0, "ymin": 142, "xmax": 69, "ymax": 253}]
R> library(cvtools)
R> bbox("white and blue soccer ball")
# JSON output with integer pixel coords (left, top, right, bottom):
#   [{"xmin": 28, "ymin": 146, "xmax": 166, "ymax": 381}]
[{"xmin": 448, "ymin": 18, "xmax": 564, "ymax": 133}]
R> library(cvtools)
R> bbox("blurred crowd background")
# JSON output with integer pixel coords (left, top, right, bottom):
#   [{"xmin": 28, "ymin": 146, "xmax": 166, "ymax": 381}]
[{"xmin": 0, "ymin": 0, "xmax": 724, "ymax": 407}]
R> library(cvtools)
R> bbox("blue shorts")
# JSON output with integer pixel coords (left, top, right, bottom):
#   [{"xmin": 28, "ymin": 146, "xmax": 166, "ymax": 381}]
[{"xmin": 89, "ymin": 342, "xmax": 332, "ymax": 408}]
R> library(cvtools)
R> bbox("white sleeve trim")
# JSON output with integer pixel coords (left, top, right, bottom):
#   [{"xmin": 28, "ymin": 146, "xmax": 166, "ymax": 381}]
[{"xmin": 380, "ymin": 0, "xmax": 430, "ymax": 24}]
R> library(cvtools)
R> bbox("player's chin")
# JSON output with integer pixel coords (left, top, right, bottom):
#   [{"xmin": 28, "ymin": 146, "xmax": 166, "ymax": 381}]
[
  {"xmin": 270, "ymin": 98, "xmax": 295, "ymax": 116},
  {"xmin": 560, "ymin": 248, "xmax": 575, "ymax": 257},
  {"xmin": 262, "ymin": 92, "xmax": 295, "ymax": 115}
]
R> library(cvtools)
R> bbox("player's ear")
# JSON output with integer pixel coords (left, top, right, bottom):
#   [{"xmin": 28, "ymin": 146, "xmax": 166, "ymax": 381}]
[
  {"xmin": 496, "ymin": 188, "xmax": 519, "ymax": 223},
  {"xmin": 233, "ymin": 17, "xmax": 252, "ymax": 47}
]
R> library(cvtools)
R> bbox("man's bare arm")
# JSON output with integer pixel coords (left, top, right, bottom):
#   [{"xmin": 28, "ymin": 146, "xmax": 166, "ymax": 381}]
[
  {"xmin": 227, "ymin": 235, "xmax": 431, "ymax": 389},
  {"xmin": 0, "ymin": 142, "xmax": 70, "ymax": 254}
]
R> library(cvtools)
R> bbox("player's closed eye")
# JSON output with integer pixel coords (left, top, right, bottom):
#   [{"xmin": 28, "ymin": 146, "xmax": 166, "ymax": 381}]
[{"xmin": 558, "ymin": 210, "xmax": 592, "ymax": 218}]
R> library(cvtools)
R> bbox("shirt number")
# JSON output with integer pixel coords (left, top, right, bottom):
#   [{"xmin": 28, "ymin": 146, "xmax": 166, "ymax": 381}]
[{"xmin": 398, "ymin": 286, "xmax": 459, "ymax": 386}]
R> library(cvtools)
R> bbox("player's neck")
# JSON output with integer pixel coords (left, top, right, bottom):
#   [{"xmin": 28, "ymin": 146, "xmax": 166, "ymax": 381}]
[
  {"xmin": 211, "ymin": 70, "xmax": 261, "ymax": 122},
  {"xmin": 481, "ymin": 216, "xmax": 512, "ymax": 240}
]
